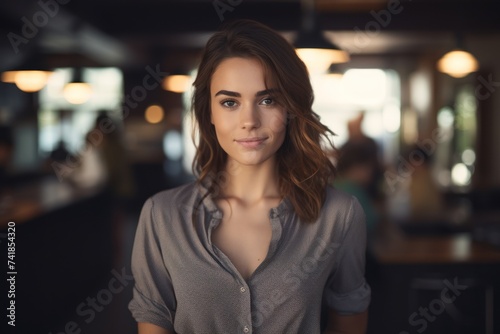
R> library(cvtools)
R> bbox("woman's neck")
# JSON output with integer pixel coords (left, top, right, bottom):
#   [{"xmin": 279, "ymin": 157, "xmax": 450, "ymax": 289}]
[{"xmin": 218, "ymin": 157, "xmax": 281, "ymax": 205}]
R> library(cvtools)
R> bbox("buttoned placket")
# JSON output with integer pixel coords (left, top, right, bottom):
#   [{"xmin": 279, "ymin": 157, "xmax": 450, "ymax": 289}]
[
  {"xmin": 206, "ymin": 210, "xmax": 254, "ymax": 332},
  {"xmin": 244, "ymin": 209, "xmax": 286, "ymax": 334}
]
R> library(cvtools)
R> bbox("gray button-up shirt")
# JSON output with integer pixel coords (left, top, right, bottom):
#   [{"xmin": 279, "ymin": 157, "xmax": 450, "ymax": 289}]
[{"xmin": 128, "ymin": 181, "xmax": 370, "ymax": 334}]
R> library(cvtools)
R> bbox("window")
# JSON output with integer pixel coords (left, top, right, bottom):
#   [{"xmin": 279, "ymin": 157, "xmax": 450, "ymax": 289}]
[
  {"xmin": 38, "ymin": 67, "xmax": 123, "ymax": 156},
  {"xmin": 435, "ymin": 84, "xmax": 477, "ymax": 188},
  {"xmin": 311, "ymin": 68, "xmax": 401, "ymax": 164}
]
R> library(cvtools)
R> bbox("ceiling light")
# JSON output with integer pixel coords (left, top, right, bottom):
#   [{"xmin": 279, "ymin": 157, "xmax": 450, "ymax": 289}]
[
  {"xmin": 3, "ymin": 70, "xmax": 53, "ymax": 92},
  {"xmin": 437, "ymin": 50, "xmax": 479, "ymax": 78},
  {"xmin": 163, "ymin": 74, "xmax": 191, "ymax": 93},
  {"xmin": 1, "ymin": 53, "xmax": 53, "ymax": 92},
  {"xmin": 294, "ymin": 0, "xmax": 349, "ymax": 74},
  {"xmin": 437, "ymin": 33, "xmax": 479, "ymax": 78},
  {"xmin": 63, "ymin": 68, "xmax": 92, "ymax": 104}
]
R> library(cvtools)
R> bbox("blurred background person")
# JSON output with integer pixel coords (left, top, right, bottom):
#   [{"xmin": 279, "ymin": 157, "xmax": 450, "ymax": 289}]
[
  {"xmin": 332, "ymin": 118, "xmax": 382, "ymax": 285},
  {"xmin": 94, "ymin": 110, "xmax": 135, "ymax": 204},
  {"xmin": 48, "ymin": 140, "xmax": 72, "ymax": 164},
  {"xmin": 74, "ymin": 110, "xmax": 136, "ymax": 262},
  {"xmin": 334, "ymin": 142, "xmax": 379, "ymax": 236},
  {"xmin": 341, "ymin": 111, "xmax": 385, "ymax": 205},
  {"xmin": 76, "ymin": 109, "xmax": 135, "ymax": 204},
  {"xmin": 334, "ymin": 111, "xmax": 385, "ymax": 223}
]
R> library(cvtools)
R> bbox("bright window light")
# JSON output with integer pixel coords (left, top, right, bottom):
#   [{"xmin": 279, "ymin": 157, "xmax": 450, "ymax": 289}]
[
  {"xmin": 383, "ymin": 103, "xmax": 401, "ymax": 133},
  {"xmin": 310, "ymin": 69, "xmax": 400, "ymax": 149},
  {"xmin": 341, "ymin": 69, "xmax": 387, "ymax": 106}
]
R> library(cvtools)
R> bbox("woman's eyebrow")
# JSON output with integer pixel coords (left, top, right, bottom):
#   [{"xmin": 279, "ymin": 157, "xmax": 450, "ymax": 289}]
[
  {"xmin": 215, "ymin": 90, "xmax": 240, "ymax": 97},
  {"xmin": 214, "ymin": 88, "xmax": 279, "ymax": 98},
  {"xmin": 256, "ymin": 88, "xmax": 278, "ymax": 97}
]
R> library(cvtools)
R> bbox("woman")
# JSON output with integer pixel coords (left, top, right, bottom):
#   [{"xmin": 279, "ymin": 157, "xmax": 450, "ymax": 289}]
[{"xmin": 129, "ymin": 19, "xmax": 370, "ymax": 334}]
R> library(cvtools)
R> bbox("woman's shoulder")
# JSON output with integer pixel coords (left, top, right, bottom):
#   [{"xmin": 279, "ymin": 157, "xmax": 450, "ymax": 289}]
[
  {"xmin": 320, "ymin": 184, "xmax": 365, "ymax": 230},
  {"xmin": 324, "ymin": 184, "xmax": 361, "ymax": 212}
]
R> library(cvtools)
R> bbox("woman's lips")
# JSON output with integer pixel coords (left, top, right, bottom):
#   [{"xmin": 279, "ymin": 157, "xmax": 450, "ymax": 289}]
[{"xmin": 235, "ymin": 137, "xmax": 268, "ymax": 148}]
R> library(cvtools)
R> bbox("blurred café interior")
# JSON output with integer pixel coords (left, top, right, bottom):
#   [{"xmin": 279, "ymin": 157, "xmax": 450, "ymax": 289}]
[{"xmin": 1, "ymin": 0, "xmax": 500, "ymax": 333}]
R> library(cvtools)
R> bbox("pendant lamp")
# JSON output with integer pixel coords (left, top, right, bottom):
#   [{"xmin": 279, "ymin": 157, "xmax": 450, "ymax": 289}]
[
  {"xmin": 294, "ymin": 0, "xmax": 349, "ymax": 74},
  {"xmin": 437, "ymin": 32, "xmax": 479, "ymax": 78},
  {"xmin": 63, "ymin": 67, "xmax": 92, "ymax": 104},
  {"xmin": 1, "ymin": 53, "xmax": 53, "ymax": 93}
]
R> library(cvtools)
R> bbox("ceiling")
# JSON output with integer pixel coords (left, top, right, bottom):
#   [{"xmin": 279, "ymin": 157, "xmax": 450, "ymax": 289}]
[{"xmin": 1, "ymin": 0, "xmax": 499, "ymax": 71}]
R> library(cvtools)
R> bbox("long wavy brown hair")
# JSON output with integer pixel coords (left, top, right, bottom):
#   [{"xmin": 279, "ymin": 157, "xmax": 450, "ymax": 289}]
[{"xmin": 191, "ymin": 19, "xmax": 336, "ymax": 223}]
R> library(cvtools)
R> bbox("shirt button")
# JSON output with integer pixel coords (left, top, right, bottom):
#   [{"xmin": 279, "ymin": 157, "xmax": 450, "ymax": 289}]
[
  {"xmin": 243, "ymin": 326, "xmax": 250, "ymax": 333},
  {"xmin": 240, "ymin": 286, "xmax": 246, "ymax": 293}
]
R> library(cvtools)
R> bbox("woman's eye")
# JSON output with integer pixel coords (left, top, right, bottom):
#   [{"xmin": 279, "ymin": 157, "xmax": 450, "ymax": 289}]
[
  {"xmin": 222, "ymin": 100, "xmax": 237, "ymax": 108},
  {"xmin": 260, "ymin": 98, "xmax": 274, "ymax": 106}
]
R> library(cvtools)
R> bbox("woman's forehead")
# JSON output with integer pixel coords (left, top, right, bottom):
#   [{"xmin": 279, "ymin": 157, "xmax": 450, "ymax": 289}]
[{"xmin": 210, "ymin": 57, "xmax": 274, "ymax": 93}]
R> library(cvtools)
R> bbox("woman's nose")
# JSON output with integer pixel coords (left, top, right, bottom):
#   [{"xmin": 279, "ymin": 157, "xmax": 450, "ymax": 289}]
[{"xmin": 240, "ymin": 104, "xmax": 261, "ymax": 129}]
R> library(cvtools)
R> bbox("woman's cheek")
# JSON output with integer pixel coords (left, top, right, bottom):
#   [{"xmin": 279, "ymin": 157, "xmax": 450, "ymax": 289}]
[{"xmin": 269, "ymin": 110, "xmax": 287, "ymax": 134}]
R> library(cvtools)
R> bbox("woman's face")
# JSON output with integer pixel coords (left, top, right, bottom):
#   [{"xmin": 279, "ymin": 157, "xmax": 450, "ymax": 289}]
[{"xmin": 210, "ymin": 57, "xmax": 287, "ymax": 167}]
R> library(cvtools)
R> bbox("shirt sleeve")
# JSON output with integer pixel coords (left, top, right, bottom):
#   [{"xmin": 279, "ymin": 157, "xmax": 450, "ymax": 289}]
[
  {"xmin": 128, "ymin": 197, "xmax": 176, "ymax": 331},
  {"xmin": 323, "ymin": 196, "xmax": 371, "ymax": 314}
]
